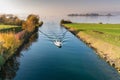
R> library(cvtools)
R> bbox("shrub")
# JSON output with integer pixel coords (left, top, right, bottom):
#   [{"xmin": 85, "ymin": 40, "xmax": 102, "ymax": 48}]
[
  {"xmin": 60, "ymin": 19, "xmax": 72, "ymax": 24},
  {"xmin": 0, "ymin": 32, "xmax": 22, "ymax": 55},
  {"xmin": 22, "ymin": 14, "xmax": 40, "ymax": 32},
  {"xmin": 99, "ymin": 22, "xmax": 103, "ymax": 24}
]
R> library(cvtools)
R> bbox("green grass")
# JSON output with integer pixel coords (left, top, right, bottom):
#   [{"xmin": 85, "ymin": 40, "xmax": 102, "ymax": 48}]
[
  {"xmin": 0, "ymin": 25, "xmax": 18, "ymax": 29},
  {"xmin": 0, "ymin": 25, "xmax": 22, "ymax": 33},
  {"xmin": 64, "ymin": 23, "xmax": 120, "ymax": 46}
]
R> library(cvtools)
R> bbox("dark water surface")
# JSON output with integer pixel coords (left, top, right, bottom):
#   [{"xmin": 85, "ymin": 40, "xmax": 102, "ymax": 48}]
[{"xmin": 1, "ymin": 17, "xmax": 120, "ymax": 80}]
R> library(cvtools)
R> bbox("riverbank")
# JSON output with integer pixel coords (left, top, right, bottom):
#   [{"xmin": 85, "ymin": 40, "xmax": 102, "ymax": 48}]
[
  {"xmin": 0, "ymin": 32, "xmax": 39, "ymax": 79},
  {"xmin": 0, "ymin": 14, "xmax": 43, "ymax": 69},
  {"xmin": 0, "ymin": 23, "xmax": 43, "ymax": 68},
  {"xmin": 62, "ymin": 23, "xmax": 120, "ymax": 73}
]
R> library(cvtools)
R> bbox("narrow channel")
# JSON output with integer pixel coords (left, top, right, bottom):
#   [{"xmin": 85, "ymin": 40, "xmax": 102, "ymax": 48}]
[{"xmin": 1, "ymin": 19, "xmax": 120, "ymax": 80}]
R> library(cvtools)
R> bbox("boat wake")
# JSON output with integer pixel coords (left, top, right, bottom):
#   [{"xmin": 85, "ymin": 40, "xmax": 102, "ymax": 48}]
[{"xmin": 39, "ymin": 29, "xmax": 68, "ymax": 48}]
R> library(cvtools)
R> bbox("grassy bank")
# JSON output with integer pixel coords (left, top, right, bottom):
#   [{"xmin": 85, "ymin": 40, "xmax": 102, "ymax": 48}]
[
  {"xmin": 0, "ymin": 25, "xmax": 22, "ymax": 33},
  {"xmin": 0, "ymin": 25, "xmax": 22, "ymax": 54},
  {"xmin": 64, "ymin": 23, "xmax": 120, "ymax": 46},
  {"xmin": 0, "ymin": 25, "xmax": 22, "ymax": 66},
  {"xmin": 0, "ymin": 14, "xmax": 43, "ymax": 67},
  {"xmin": 0, "ymin": 25, "xmax": 17, "ymax": 29},
  {"xmin": 63, "ymin": 23, "xmax": 120, "ymax": 72}
]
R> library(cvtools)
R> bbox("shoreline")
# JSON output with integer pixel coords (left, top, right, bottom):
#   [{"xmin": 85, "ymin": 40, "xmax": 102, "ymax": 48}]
[
  {"xmin": 0, "ymin": 22, "xmax": 43, "ymax": 70},
  {"xmin": 62, "ymin": 24, "xmax": 120, "ymax": 73}
]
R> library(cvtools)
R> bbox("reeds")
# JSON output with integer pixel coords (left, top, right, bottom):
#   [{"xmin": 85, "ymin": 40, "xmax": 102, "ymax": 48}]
[{"xmin": 0, "ymin": 32, "xmax": 22, "ymax": 55}]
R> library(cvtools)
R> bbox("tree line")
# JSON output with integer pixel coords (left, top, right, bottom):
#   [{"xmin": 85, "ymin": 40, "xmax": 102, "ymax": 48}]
[
  {"xmin": 0, "ymin": 14, "xmax": 42, "ymax": 32},
  {"xmin": 0, "ymin": 14, "xmax": 23, "ymax": 26}
]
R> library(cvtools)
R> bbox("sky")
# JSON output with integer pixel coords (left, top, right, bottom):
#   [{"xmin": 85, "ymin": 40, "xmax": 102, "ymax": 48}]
[{"xmin": 0, "ymin": 0, "xmax": 120, "ymax": 16}]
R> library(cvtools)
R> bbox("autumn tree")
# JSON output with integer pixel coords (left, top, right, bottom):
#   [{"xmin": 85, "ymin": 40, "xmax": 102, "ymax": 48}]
[{"xmin": 22, "ymin": 14, "xmax": 40, "ymax": 32}]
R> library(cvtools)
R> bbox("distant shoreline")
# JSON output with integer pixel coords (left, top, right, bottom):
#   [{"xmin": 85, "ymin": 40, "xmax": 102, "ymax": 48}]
[{"xmin": 68, "ymin": 13, "xmax": 113, "ymax": 17}]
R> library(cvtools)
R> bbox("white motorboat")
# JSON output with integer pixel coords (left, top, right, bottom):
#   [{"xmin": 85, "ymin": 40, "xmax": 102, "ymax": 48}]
[
  {"xmin": 39, "ymin": 30, "xmax": 67, "ymax": 48},
  {"xmin": 54, "ymin": 40, "xmax": 62, "ymax": 48}
]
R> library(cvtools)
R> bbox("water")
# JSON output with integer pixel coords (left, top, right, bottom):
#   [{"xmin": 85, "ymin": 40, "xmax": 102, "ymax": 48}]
[
  {"xmin": 65, "ymin": 16, "xmax": 120, "ymax": 23},
  {"xmin": 42, "ymin": 15, "xmax": 120, "ymax": 24},
  {"xmin": 1, "ymin": 16, "xmax": 120, "ymax": 80}
]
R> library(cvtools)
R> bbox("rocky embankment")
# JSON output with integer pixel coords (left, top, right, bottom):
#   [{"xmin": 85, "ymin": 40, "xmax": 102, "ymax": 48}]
[{"xmin": 63, "ymin": 24, "xmax": 120, "ymax": 73}]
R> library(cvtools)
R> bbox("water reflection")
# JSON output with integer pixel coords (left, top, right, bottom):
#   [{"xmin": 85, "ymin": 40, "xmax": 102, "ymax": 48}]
[
  {"xmin": 0, "ymin": 32, "xmax": 39, "ymax": 80},
  {"xmin": 0, "ymin": 54, "xmax": 20, "ymax": 80},
  {"xmin": 22, "ymin": 33, "xmax": 39, "ymax": 51}
]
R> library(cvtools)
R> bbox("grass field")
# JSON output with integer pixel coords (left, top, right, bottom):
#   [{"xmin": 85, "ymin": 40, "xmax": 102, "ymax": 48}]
[
  {"xmin": 0, "ymin": 25, "xmax": 22, "ymax": 33},
  {"xmin": 64, "ymin": 23, "xmax": 120, "ymax": 46},
  {"xmin": 0, "ymin": 25, "xmax": 16, "ymax": 29}
]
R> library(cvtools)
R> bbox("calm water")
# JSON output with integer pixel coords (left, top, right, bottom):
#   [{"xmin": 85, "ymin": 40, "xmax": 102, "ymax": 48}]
[{"xmin": 1, "ymin": 16, "xmax": 120, "ymax": 80}]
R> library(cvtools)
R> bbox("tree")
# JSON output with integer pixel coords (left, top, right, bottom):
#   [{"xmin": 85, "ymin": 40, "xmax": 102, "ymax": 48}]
[
  {"xmin": 0, "ymin": 15, "xmax": 6, "ymax": 24},
  {"xmin": 0, "ymin": 14, "xmax": 23, "ymax": 25},
  {"xmin": 22, "ymin": 14, "xmax": 40, "ymax": 32}
]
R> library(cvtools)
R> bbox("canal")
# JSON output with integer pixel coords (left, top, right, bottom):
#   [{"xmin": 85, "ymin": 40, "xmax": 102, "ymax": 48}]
[{"xmin": 1, "ymin": 18, "xmax": 120, "ymax": 80}]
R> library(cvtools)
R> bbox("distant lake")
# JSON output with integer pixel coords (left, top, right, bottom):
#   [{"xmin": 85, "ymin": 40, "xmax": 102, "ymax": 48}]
[{"xmin": 41, "ymin": 15, "xmax": 120, "ymax": 24}]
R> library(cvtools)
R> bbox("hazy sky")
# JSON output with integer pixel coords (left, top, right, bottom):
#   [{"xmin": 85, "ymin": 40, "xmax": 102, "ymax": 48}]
[{"xmin": 0, "ymin": 0, "xmax": 120, "ymax": 16}]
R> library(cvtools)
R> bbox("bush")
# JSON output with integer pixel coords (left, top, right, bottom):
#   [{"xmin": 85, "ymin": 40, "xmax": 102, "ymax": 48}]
[
  {"xmin": 0, "ymin": 32, "xmax": 21, "ymax": 54},
  {"xmin": 22, "ymin": 14, "xmax": 40, "ymax": 32},
  {"xmin": 99, "ymin": 22, "xmax": 103, "ymax": 24},
  {"xmin": 60, "ymin": 19, "xmax": 72, "ymax": 24}
]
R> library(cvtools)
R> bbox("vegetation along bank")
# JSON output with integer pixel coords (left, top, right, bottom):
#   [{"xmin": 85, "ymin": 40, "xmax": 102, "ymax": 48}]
[
  {"xmin": 0, "ymin": 14, "xmax": 43, "ymax": 68},
  {"xmin": 61, "ymin": 20, "xmax": 120, "ymax": 73}
]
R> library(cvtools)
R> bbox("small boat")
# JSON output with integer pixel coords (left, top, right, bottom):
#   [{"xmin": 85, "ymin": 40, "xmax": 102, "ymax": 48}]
[
  {"xmin": 39, "ymin": 30, "xmax": 67, "ymax": 48},
  {"xmin": 54, "ymin": 40, "xmax": 62, "ymax": 48}
]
